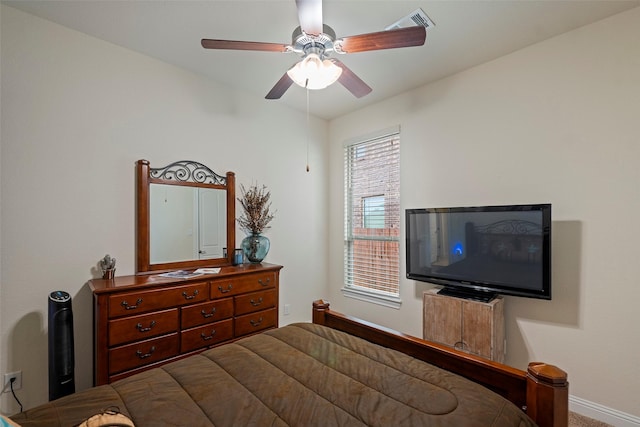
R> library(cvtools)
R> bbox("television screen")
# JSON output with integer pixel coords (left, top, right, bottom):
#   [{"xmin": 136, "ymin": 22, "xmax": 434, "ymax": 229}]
[{"xmin": 406, "ymin": 204, "xmax": 551, "ymax": 301}]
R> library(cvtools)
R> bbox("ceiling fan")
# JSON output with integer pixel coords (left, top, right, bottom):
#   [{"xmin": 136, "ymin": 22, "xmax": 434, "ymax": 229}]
[{"xmin": 201, "ymin": 0, "xmax": 427, "ymax": 100}]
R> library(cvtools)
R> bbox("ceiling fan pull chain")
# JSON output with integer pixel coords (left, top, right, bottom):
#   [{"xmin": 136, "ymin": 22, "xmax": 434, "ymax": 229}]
[{"xmin": 306, "ymin": 87, "xmax": 310, "ymax": 172}]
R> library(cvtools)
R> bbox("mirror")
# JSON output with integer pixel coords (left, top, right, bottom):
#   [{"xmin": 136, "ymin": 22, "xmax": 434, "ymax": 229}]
[
  {"xmin": 149, "ymin": 184, "xmax": 226, "ymax": 263},
  {"xmin": 136, "ymin": 159, "xmax": 235, "ymax": 273}
]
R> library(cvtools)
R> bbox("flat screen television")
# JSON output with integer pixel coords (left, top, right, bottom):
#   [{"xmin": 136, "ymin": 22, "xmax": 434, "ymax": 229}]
[{"xmin": 406, "ymin": 204, "xmax": 551, "ymax": 302}]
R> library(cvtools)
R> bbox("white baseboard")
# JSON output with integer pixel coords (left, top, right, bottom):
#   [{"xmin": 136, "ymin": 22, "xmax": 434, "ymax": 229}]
[{"xmin": 570, "ymin": 395, "xmax": 640, "ymax": 426}]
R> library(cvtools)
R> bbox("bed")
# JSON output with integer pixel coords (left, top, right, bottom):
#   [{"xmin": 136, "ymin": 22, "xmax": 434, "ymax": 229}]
[{"xmin": 11, "ymin": 300, "xmax": 568, "ymax": 427}]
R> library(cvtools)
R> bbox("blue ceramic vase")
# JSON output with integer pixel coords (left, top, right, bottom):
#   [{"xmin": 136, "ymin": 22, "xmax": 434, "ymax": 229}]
[{"xmin": 241, "ymin": 233, "xmax": 270, "ymax": 263}]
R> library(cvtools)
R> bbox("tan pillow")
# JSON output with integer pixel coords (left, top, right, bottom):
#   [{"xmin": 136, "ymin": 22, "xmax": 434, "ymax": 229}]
[{"xmin": 76, "ymin": 407, "xmax": 134, "ymax": 427}]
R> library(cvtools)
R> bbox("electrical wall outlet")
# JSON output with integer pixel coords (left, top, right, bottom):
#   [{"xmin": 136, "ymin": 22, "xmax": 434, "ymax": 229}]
[
  {"xmin": 3, "ymin": 371, "xmax": 22, "ymax": 392},
  {"xmin": 283, "ymin": 304, "xmax": 291, "ymax": 315}
]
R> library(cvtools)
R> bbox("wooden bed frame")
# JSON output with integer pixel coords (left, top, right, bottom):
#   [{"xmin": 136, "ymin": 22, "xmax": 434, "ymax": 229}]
[{"xmin": 312, "ymin": 300, "xmax": 568, "ymax": 427}]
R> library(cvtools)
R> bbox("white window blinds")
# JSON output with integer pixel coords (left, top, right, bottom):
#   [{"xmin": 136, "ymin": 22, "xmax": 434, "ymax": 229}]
[{"xmin": 344, "ymin": 129, "xmax": 400, "ymax": 300}]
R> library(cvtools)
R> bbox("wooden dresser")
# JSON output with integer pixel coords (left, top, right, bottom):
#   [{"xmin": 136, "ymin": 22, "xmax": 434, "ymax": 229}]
[{"xmin": 89, "ymin": 263, "xmax": 282, "ymax": 385}]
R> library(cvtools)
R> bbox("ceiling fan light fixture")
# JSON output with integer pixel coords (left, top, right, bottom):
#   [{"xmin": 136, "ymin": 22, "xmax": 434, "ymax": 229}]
[{"xmin": 287, "ymin": 53, "xmax": 342, "ymax": 90}]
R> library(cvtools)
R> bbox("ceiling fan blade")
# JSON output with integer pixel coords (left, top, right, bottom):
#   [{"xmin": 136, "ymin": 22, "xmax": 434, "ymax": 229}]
[
  {"xmin": 331, "ymin": 59, "xmax": 372, "ymax": 98},
  {"xmin": 337, "ymin": 26, "xmax": 426, "ymax": 53},
  {"xmin": 296, "ymin": 0, "xmax": 323, "ymax": 36},
  {"xmin": 201, "ymin": 39, "xmax": 289, "ymax": 52},
  {"xmin": 265, "ymin": 73, "xmax": 294, "ymax": 99}
]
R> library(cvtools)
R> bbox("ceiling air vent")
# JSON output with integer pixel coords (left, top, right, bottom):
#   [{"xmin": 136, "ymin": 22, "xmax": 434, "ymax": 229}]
[{"xmin": 385, "ymin": 8, "xmax": 435, "ymax": 30}]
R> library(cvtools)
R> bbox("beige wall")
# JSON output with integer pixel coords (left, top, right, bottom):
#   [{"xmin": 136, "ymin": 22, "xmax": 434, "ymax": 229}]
[
  {"xmin": 328, "ymin": 6, "xmax": 640, "ymax": 420},
  {"xmin": 0, "ymin": 5, "xmax": 329, "ymax": 414},
  {"xmin": 3, "ymin": 1, "xmax": 640, "ymax": 422}
]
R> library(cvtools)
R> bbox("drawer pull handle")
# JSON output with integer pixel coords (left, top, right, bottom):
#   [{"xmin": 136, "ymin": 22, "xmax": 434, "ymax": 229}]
[
  {"xmin": 218, "ymin": 284, "xmax": 233, "ymax": 293},
  {"xmin": 201, "ymin": 308, "xmax": 217, "ymax": 318},
  {"xmin": 250, "ymin": 297, "xmax": 263, "ymax": 306},
  {"xmin": 249, "ymin": 317, "xmax": 264, "ymax": 327},
  {"xmin": 200, "ymin": 329, "xmax": 217, "ymax": 341},
  {"xmin": 182, "ymin": 289, "xmax": 199, "ymax": 300},
  {"xmin": 136, "ymin": 320, "xmax": 156, "ymax": 333},
  {"xmin": 136, "ymin": 346, "xmax": 156, "ymax": 359},
  {"xmin": 258, "ymin": 278, "xmax": 271, "ymax": 287},
  {"xmin": 121, "ymin": 298, "xmax": 143, "ymax": 310}
]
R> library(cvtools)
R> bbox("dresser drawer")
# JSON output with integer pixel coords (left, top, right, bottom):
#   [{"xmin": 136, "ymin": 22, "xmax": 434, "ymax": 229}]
[
  {"xmin": 181, "ymin": 319, "xmax": 234, "ymax": 353},
  {"xmin": 181, "ymin": 298, "xmax": 234, "ymax": 329},
  {"xmin": 109, "ymin": 333, "xmax": 179, "ymax": 374},
  {"xmin": 108, "ymin": 282, "xmax": 209, "ymax": 318},
  {"xmin": 235, "ymin": 289, "xmax": 277, "ymax": 316},
  {"xmin": 234, "ymin": 308, "xmax": 277, "ymax": 337},
  {"xmin": 210, "ymin": 271, "xmax": 276, "ymax": 299},
  {"xmin": 109, "ymin": 308, "xmax": 179, "ymax": 347}
]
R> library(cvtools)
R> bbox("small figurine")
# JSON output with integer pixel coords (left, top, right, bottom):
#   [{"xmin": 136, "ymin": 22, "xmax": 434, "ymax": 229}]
[{"xmin": 100, "ymin": 254, "xmax": 116, "ymax": 279}]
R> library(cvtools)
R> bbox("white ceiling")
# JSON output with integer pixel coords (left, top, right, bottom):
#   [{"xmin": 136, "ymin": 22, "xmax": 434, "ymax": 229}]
[{"xmin": 4, "ymin": 0, "xmax": 639, "ymax": 120}]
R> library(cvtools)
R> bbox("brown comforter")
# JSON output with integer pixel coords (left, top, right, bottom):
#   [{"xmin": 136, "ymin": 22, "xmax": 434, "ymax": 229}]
[{"xmin": 12, "ymin": 323, "xmax": 535, "ymax": 426}]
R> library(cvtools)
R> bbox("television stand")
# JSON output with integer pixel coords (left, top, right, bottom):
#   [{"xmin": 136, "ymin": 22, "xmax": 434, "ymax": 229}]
[
  {"xmin": 424, "ymin": 288, "xmax": 505, "ymax": 362},
  {"xmin": 437, "ymin": 286, "xmax": 497, "ymax": 303}
]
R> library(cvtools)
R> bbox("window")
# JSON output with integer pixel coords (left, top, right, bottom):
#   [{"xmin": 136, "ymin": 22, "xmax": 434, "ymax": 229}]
[
  {"xmin": 363, "ymin": 196, "xmax": 385, "ymax": 229},
  {"xmin": 343, "ymin": 127, "xmax": 401, "ymax": 308}
]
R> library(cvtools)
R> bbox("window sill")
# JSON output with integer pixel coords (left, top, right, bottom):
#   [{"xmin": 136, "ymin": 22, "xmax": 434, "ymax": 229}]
[{"xmin": 341, "ymin": 286, "xmax": 402, "ymax": 309}]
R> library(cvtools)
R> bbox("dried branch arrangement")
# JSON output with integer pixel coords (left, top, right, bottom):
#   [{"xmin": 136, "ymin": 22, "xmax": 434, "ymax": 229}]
[{"xmin": 237, "ymin": 183, "xmax": 275, "ymax": 234}]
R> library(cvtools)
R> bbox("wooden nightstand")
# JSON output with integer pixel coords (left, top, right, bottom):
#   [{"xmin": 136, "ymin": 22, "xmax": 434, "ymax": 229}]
[{"xmin": 423, "ymin": 288, "xmax": 504, "ymax": 362}]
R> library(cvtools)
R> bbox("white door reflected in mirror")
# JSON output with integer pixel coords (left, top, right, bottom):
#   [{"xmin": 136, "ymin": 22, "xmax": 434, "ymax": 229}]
[{"xmin": 150, "ymin": 184, "xmax": 226, "ymax": 264}]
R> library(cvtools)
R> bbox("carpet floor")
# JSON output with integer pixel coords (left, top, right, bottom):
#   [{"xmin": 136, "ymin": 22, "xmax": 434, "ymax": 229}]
[{"xmin": 569, "ymin": 411, "xmax": 613, "ymax": 427}]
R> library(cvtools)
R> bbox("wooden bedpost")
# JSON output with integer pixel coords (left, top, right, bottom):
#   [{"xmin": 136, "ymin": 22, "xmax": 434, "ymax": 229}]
[
  {"xmin": 526, "ymin": 362, "xmax": 569, "ymax": 427},
  {"xmin": 312, "ymin": 300, "xmax": 330, "ymax": 326}
]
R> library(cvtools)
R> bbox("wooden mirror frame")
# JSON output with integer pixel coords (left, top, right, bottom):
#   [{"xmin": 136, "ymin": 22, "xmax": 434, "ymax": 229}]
[{"xmin": 136, "ymin": 159, "xmax": 235, "ymax": 273}]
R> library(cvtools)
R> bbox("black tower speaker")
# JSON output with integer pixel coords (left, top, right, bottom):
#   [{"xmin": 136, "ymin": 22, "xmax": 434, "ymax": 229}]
[{"xmin": 48, "ymin": 291, "xmax": 75, "ymax": 401}]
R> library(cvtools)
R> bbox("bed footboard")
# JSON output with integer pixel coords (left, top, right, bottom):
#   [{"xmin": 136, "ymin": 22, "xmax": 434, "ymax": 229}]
[{"xmin": 312, "ymin": 300, "xmax": 568, "ymax": 427}]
